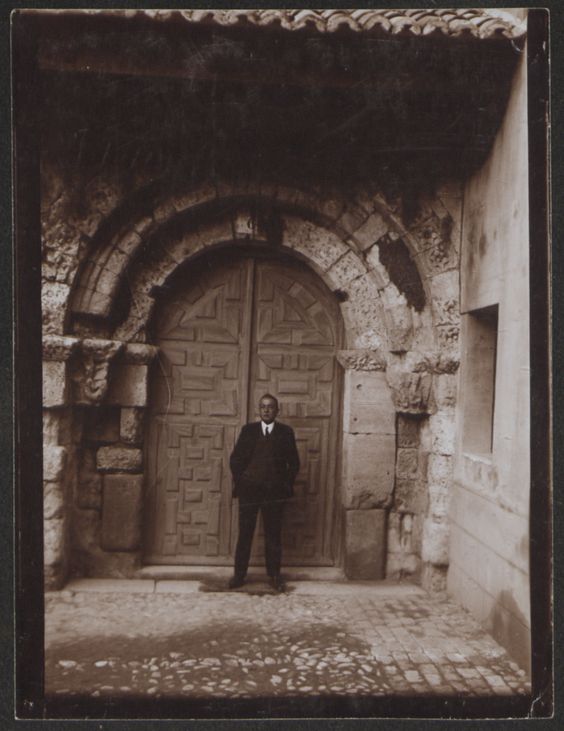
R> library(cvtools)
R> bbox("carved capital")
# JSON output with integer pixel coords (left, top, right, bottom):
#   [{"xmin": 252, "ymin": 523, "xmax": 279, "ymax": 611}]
[
  {"xmin": 42, "ymin": 335, "xmax": 80, "ymax": 362},
  {"xmin": 411, "ymin": 352, "xmax": 460, "ymax": 375},
  {"xmin": 386, "ymin": 369, "xmax": 433, "ymax": 415},
  {"xmin": 336, "ymin": 349, "xmax": 386, "ymax": 372},
  {"xmin": 75, "ymin": 338, "xmax": 124, "ymax": 405}
]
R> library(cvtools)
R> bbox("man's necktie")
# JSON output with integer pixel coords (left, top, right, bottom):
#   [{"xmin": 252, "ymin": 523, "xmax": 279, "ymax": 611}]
[{"xmin": 265, "ymin": 427, "xmax": 270, "ymax": 438}]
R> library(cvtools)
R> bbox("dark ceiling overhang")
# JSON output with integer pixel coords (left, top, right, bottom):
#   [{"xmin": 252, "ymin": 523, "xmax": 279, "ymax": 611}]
[{"xmin": 23, "ymin": 9, "xmax": 526, "ymax": 200}]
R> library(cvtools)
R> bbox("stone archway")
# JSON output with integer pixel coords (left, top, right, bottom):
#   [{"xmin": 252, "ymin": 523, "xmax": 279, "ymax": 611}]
[{"xmin": 43, "ymin": 181, "xmax": 460, "ymax": 588}]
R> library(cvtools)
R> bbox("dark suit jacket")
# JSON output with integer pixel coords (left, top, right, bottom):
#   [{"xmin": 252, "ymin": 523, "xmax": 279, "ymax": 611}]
[{"xmin": 230, "ymin": 421, "xmax": 300, "ymax": 500}]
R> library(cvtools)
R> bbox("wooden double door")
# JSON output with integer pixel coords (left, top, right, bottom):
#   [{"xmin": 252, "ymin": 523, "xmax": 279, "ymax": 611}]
[{"xmin": 145, "ymin": 251, "xmax": 343, "ymax": 566}]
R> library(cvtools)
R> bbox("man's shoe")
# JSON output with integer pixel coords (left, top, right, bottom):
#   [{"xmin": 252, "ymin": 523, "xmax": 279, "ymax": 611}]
[
  {"xmin": 270, "ymin": 575, "xmax": 285, "ymax": 593},
  {"xmin": 228, "ymin": 575, "xmax": 245, "ymax": 589}
]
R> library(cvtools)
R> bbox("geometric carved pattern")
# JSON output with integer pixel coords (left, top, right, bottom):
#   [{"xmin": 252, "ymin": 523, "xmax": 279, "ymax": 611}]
[
  {"xmin": 250, "ymin": 261, "xmax": 342, "ymax": 565},
  {"xmin": 146, "ymin": 255, "xmax": 342, "ymax": 566}
]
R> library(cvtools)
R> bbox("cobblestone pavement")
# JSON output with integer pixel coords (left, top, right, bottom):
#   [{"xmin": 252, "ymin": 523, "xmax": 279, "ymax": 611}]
[{"xmin": 45, "ymin": 578, "xmax": 530, "ymax": 704}]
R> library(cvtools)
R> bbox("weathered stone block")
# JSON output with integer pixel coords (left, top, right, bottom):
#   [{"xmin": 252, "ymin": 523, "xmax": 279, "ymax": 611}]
[
  {"xmin": 412, "ymin": 513, "xmax": 424, "ymax": 550},
  {"xmin": 97, "ymin": 446, "xmax": 142, "ymax": 473},
  {"xmin": 344, "ymin": 509, "xmax": 386, "ymax": 580},
  {"xmin": 428, "ymin": 482, "xmax": 449, "ymax": 518},
  {"xmin": 386, "ymin": 551, "xmax": 420, "ymax": 579},
  {"xmin": 43, "ymin": 410, "xmax": 73, "ymax": 446},
  {"xmin": 400, "ymin": 553, "xmax": 421, "ymax": 576},
  {"xmin": 432, "ymin": 296, "xmax": 459, "ymax": 327},
  {"xmin": 101, "ymin": 474, "xmax": 143, "ymax": 551},
  {"xmin": 396, "ymin": 448, "xmax": 419, "ymax": 479},
  {"xmin": 386, "ymin": 511, "xmax": 401, "ymax": 553},
  {"xmin": 43, "ymin": 445, "xmax": 67, "ymax": 482},
  {"xmin": 77, "ymin": 449, "xmax": 102, "ymax": 509},
  {"xmin": 84, "ymin": 407, "xmax": 120, "ymax": 444},
  {"xmin": 395, "ymin": 479, "xmax": 428, "ymax": 514},
  {"xmin": 44, "ymin": 517, "xmax": 65, "ymax": 566},
  {"xmin": 327, "ymin": 251, "xmax": 367, "ymax": 289},
  {"xmin": 170, "ymin": 186, "xmax": 216, "ymax": 214},
  {"xmin": 43, "ymin": 361, "xmax": 68, "ymax": 408},
  {"xmin": 42, "ymin": 282, "xmax": 70, "ymax": 334},
  {"xmin": 284, "ymin": 216, "xmax": 348, "ymax": 272},
  {"xmin": 120, "ymin": 408, "xmax": 145, "ymax": 444},
  {"xmin": 436, "ymin": 324, "xmax": 460, "ymax": 351},
  {"xmin": 428, "ymin": 453, "xmax": 452, "ymax": 485},
  {"xmin": 432, "ymin": 373, "xmax": 458, "ymax": 410},
  {"xmin": 107, "ymin": 364, "xmax": 148, "ymax": 407},
  {"xmin": 351, "ymin": 213, "xmax": 389, "ymax": 251},
  {"xmin": 343, "ymin": 371, "xmax": 395, "ymax": 436},
  {"xmin": 342, "ymin": 433, "xmax": 395, "ymax": 508},
  {"xmin": 365, "ymin": 245, "xmax": 391, "ymax": 290},
  {"xmin": 385, "ymin": 552, "xmax": 403, "ymax": 579},
  {"xmin": 421, "ymin": 563, "xmax": 447, "ymax": 593},
  {"xmin": 337, "ymin": 349, "xmax": 386, "ymax": 372},
  {"xmin": 123, "ymin": 343, "xmax": 159, "ymax": 365},
  {"xmin": 44, "ymin": 481, "xmax": 65, "ymax": 520},
  {"xmin": 384, "ymin": 303, "xmax": 414, "ymax": 353},
  {"xmin": 429, "ymin": 412, "xmax": 456, "ymax": 455},
  {"xmin": 397, "ymin": 416, "xmax": 420, "ymax": 448},
  {"xmin": 334, "ymin": 202, "xmax": 369, "ymax": 236},
  {"xmin": 70, "ymin": 507, "xmax": 100, "ymax": 556},
  {"xmin": 77, "ymin": 475, "xmax": 102, "ymax": 511},
  {"xmin": 421, "ymin": 516, "xmax": 449, "ymax": 565},
  {"xmin": 341, "ymin": 273, "xmax": 387, "ymax": 350}
]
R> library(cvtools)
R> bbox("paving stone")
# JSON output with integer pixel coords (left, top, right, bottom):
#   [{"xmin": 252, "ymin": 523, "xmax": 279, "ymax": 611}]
[{"xmin": 44, "ymin": 581, "xmax": 531, "ymax": 701}]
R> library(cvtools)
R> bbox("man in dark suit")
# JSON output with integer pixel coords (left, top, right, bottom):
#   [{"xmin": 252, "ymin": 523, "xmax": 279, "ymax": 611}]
[{"xmin": 228, "ymin": 393, "xmax": 300, "ymax": 592}]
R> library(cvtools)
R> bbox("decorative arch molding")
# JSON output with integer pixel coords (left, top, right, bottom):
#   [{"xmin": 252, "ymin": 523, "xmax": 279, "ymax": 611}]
[{"xmin": 69, "ymin": 181, "xmax": 459, "ymax": 355}]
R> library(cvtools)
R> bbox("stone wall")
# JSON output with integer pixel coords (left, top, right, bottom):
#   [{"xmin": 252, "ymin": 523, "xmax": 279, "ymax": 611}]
[
  {"xmin": 42, "ymin": 171, "xmax": 462, "ymax": 588},
  {"xmin": 448, "ymin": 46, "xmax": 530, "ymax": 671}
]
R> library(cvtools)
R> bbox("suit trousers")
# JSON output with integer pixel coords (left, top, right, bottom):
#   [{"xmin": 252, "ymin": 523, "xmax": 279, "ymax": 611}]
[{"xmin": 234, "ymin": 483, "xmax": 286, "ymax": 579}]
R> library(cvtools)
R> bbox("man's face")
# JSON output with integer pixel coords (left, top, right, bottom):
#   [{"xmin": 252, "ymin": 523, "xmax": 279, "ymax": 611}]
[{"xmin": 259, "ymin": 397, "xmax": 279, "ymax": 424}]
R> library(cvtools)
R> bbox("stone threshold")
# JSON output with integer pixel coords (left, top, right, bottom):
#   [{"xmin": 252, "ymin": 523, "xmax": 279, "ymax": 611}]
[
  {"xmin": 55, "ymin": 574, "xmax": 425, "ymax": 597},
  {"xmin": 136, "ymin": 565, "xmax": 346, "ymax": 582}
]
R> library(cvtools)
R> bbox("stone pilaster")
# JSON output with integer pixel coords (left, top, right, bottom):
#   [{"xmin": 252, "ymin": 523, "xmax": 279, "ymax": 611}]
[
  {"xmin": 42, "ymin": 335, "xmax": 80, "ymax": 589},
  {"xmin": 337, "ymin": 350, "xmax": 395, "ymax": 579},
  {"xmin": 42, "ymin": 335, "xmax": 79, "ymax": 408}
]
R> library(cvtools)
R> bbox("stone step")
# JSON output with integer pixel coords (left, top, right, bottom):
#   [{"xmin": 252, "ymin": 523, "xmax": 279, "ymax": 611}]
[{"xmin": 136, "ymin": 565, "xmax": 346, "ymax": 582}]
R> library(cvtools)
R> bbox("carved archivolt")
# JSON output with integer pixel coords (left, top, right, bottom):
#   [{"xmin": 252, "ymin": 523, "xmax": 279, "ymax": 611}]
[
  {"xmin": 66, "ymin": 184, "xmax": 462, "ymax": 374},
  {"xmin": 69, "ymin": 185, "xmax": 459, "ymax": 352}
]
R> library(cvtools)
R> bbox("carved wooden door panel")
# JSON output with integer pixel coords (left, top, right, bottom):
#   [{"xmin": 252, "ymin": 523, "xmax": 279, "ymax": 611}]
[
  {"xmin": 145, "ymin": 259, "xmax": 253, "ymax": 563},
  {"xmin": 249, "ymin": 260, "xmax": 342, "ymax": 565},
  {"xmin": 145, "ymin": 254, "xmax": 342, "ymax": 566}
]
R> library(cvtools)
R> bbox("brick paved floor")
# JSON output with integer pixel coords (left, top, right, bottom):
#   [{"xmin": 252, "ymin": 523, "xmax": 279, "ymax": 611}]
[{"xmin": 45, "ymin": 576, "xmax": 530, "ymax": 711}]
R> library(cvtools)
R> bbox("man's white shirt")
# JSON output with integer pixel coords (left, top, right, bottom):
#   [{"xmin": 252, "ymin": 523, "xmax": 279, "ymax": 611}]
[{"xmin": 261, "ymin": 421, "xmax": 275, "ymax": 436}]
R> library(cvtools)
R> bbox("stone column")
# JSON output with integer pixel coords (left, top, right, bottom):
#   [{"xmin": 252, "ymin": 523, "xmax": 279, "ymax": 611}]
[
  {"xmin": 100, "ymin": 343, "xmax": 159, "ymax": 554},
  {"xmin": 337, "ymin": 350, "xmax": 395, "ymax": 579},
  {"xmin": 422, "ymin": 370, "xmax": 458, "ymax": 592},
  {"xmin": 386, "ymin": 352, "xmax": 459, "ymax": 592},
  {"xmin": 42, "ymin": 335, "xmax": 79, "ymax": 589},
  {"xmin": 69, "ymin": 340, "xmax": 158, "ymax": 578}
]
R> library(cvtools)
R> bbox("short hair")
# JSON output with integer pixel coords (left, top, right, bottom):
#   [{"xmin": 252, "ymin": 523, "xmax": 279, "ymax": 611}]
[{"xmin": 259, "ymin": 393, "xmax": 279, "ymax": 408}]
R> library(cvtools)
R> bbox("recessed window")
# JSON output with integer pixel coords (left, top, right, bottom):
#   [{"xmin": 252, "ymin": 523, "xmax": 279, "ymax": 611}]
[{"xmin": 462, "ymin": 304, "xmax": 499, "ymax": 455}]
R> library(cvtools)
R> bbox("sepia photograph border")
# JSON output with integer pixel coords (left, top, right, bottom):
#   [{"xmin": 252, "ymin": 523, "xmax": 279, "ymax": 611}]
[{"xmin": 7, "ymin": 2, "xmax": 557, "ymax": 726}]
